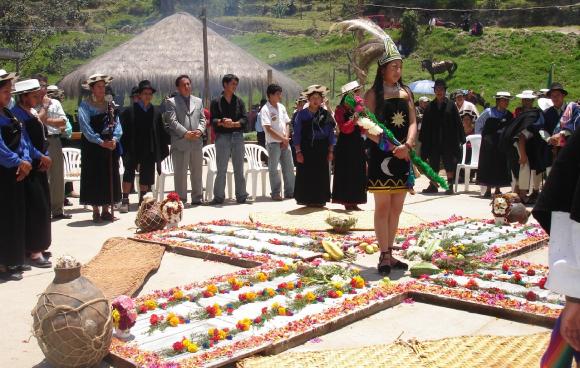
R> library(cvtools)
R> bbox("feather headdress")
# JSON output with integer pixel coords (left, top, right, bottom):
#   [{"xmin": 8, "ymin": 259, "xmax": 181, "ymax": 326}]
[{"xmin": 331, "ymin": 18, "xmax": 402, "ymax": 85}]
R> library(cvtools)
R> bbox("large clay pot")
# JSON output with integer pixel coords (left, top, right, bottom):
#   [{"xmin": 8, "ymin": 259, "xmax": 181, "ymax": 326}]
[{"xmin": 32, "ymin": 266, "xmax": 113, "ymax": 368}]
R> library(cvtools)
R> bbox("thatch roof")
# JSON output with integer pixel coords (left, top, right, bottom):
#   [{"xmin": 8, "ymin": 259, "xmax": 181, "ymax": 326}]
[
  {"xmin": 59, "ymin": 12, "xmax": 302, "ymax": 101},
  {"xmin": 0, "ymin": 48, "xmax": 24, "ymax": 60}
]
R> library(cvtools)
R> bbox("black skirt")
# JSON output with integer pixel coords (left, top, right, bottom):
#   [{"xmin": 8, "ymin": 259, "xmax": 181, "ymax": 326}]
[
  {"xmin": 368, "ymin": 142, "xmax": 410, "ymax": 193},
  {"xmin": 24, "ymin": 170, "xmax": 51, "ymax": 253},
  {"xmin": 332, "ymin": 131, "xmax": 367, "ymax": 205},
  {"xmin": 295, "ymin": 139, "xmax": 331, "ymax": 206},
  {"xmin": 80, "ymin": 136, "xmax": 122, "ymax": 206},
  {"xmin": 0, "ymin": 166, "xmax": 26, "ymax": 267},
  {"xmin": 477, "ymin": 132, "xmax": 511, "ymax": 186}
]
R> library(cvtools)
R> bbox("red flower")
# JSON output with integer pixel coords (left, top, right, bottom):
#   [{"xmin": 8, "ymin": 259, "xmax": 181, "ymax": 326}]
[
  {"xmin": 149, "ymin": 314, "xmax": 160, "ymax": 325},
  {"xmin": 419, "ymin": 274, "xmax": 430, "ymax": 280},
  {"xmin": 465, "ymin": 279, "xmax": 479, "ymax": 290},
  {"xmin": 139, "ymin": 305, "xmax": 148, "ymax": 314},
  {"xmin": 261, "ymin": 307, "xmax": 268, "ymax": 315},
  {"xmin": 238, "ymin": 294, "xmax": 247, "ymax": 302},
  {"xmin": 525, "ymin": 291, "xmax": 538, "ymax": 301},
  {"xmin": 167, "ymin": 192, "xmax": 180, "ymax": 202},
  {"xmin": 539, "ymin": 277, "xmax": 547, "ymax": 289},
  {"xmin": 223, "ymin": 327, "xmax": 229, "ymax": 332},
  {"xmin": 526, "ymin": 269, "xmax": 536, "ymax": 276},
  {"xmin": 161, "ymin": 303, "xmax": 168, "ymax": 310},
  {"xmin": 445, "ymin": 279, "xmax": 458, "ymax": 287},
  {"xmin": 202, "ymin": 291, "xmax": 213, "ymax": 298},
  {"xmin": 278, "ymin": 282, "xmax": 287, "ymax": 290},
  {"xmin": 226, "ymin": 307, "xmax": 234, "ymax": 315},
  {"xmin": 254, "ymin": 316, "xmax": 262, "ymax": 324},
  {"xmin": 286, "ymin": 309, "xmax": 294, "ymax": 316},
  {"xmin": 296, "ymin": 280, "xmax": 303, "ymax": 288},
  {"xmin": 453, "ymin": 269, "xmax": 464, "ymax": 276},
  {"xmin": 482, "ymin": 273, "xmax": 493, "ymax": 280},
  {"xmin": 502, "ymin": 263, "xmax": 509, "ymax": 272},
  {"xmin": 295, "ymin": 294, "xmax": 303, "ymax": 300},
  {"xmin": 172, "ymin": 341, "xmax": 184, "ymax": 352},
  {"xmin": 513, "ymin": 272, "xmax": 522, "ymax": 283}
]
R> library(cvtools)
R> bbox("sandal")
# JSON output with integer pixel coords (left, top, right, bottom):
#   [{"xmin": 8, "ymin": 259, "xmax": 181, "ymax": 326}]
[
  {"xmin": 92, "ymin": 211, "xmax": 102, "ymax": 223},
  {"xmin": 377, "ymin": 252, "xmax": 392, "ymax": 275},
  {"xmin": 100, "ymin": 212, "xmax": 116, "ymax": 222}
]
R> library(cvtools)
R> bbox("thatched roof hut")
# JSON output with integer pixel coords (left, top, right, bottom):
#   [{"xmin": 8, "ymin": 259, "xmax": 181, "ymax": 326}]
[{"xmin": 59, "ymin": 12, "xmax": 301, "ymax": 104}]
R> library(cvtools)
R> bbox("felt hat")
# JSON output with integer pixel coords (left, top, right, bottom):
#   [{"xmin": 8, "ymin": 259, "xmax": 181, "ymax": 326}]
[
  {"xmin": 302, "ymin": 84, "xmax": 329, "ymax": 98},
  {"xmin": 0, "ymin": 69, "xmax": 17, "ymax": 82},
  {"xmin": 12, "ymin": 79, "xmax": 41, "ymax": 95},
  {"xmin": 493, "ymin": 91, "xmax": 513, "ymax": 100},
  {"xmin": 546, "ymin": 82, "xmax": 568, "ymax": 97},
  {"xmin": 137, "ymin": 80, "xmax": 156, "ymax": 94},
  {"xmin": 516, "ymin": 90, "xmax": 537, "ymax": 99},
  {"xmin": 82, "ymin": 73, "xmax": 113, "ymax": 90},
  {"xmin": 338, "ymin": 81, "xmax": 362, "ymax": 96},
  {"xmin": 434, "ymin": 79, "xmax": 447, "ymax": 90},
  {"xmin": 418, "ymin": 96, "xmax": 430, "ymax": 103}
]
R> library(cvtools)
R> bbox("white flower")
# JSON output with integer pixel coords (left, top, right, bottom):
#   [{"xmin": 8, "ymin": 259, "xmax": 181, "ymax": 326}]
[
  {"xmin": 357, "ymin": 117, "xmax": 375, "ymax": 130},
  {"xmin": 368, "ymin": 125, "xmax": 383, "ymax": 136}
]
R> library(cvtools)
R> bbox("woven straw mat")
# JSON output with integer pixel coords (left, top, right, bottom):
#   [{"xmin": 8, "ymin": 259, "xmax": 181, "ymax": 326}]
[
  {"xmin": 238, "ymin": 333, "xmax": 550, "ymax": 368},
  {"xmin": 249, "ymin": 209, "xmax": 422, "ymax": 231}
]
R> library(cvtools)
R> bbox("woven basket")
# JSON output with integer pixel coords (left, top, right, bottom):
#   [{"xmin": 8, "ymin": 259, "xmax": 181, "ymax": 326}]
[{"xmin": 135, "ymin": 200, "xmax": 167, "ymax": 233}]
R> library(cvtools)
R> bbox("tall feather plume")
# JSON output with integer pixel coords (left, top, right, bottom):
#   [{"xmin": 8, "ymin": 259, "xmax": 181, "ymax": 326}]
[{"xmin": 331, "ymin": 18, "xmax": 393, "ymax": 86}]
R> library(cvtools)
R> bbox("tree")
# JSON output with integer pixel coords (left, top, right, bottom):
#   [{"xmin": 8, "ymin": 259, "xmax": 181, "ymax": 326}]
[
  {"xmin": 400, "ymin": 10, "xmax": 419, "ymax": 55},
  {"xmin": 0, "ymin": 0, "xmax": 86, "ymax": 72}
]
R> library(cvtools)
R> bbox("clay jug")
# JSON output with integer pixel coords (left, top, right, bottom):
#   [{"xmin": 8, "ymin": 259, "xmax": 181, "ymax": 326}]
[{"xmin": 32, "ymin": 266, "xmax": 113, "ymax": 368}]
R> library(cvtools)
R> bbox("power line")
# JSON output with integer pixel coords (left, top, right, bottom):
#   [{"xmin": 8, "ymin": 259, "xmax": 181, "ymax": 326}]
[{"xmin": 363, "ymin": 2, "xmax": 580, "ymax": 13}]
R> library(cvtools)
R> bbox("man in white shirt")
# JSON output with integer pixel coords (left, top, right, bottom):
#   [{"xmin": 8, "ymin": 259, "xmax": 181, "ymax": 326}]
[
  {"xmin": 259, "ymin": 84, "xmax": 295, "ymax": 201},
  {"xmin": 34, "ymin": 75, "xmax": 71, "ymax": 219}
]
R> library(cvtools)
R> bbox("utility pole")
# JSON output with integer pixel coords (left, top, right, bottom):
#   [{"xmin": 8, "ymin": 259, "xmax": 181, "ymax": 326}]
[
  {"xmin": 201, "ymin": 5, "xmax": 210, "ymax": 107},
  {"xmin": 329, "ymin": 0, "xmax": 332, "ymax": 19}
]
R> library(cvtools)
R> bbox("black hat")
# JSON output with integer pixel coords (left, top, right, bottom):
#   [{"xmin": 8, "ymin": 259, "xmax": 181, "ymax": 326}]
[
  {"xmin": 137, "ymin": 80, "xmax": 156, "ymax": 94},
  {"xmin": 547, "ymin": 82, "xmax": 568, "ymax": 97},
  {"xmin": 434, "ymin": 79, "xmax": 447, "ymax": 89}
]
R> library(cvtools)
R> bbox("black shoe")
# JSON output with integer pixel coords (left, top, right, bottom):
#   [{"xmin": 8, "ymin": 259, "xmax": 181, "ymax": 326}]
[
  {"xmin": 207, "ymin": 199, "xmax": 224, "ymax": 206},
  {"xmin": 52, "ymin": 213, "xmax": 72, "ymax": 220},
  {"xmin": 494, "ymin": 188, "xmax": 502, "ymax": 195},
  {"xmin": 237, "ymin": 197, "xmax": 251, "ymax": 204},
  {"xmin": 18, "ymin": 264, "xmax": 32, "ymax": 271},
  {"xmin": 422, "ymin": 184, "xmax": 438, "ymax": 194},
  {"xmin": 6, "ymin": 267, "xmax": 23, "ymax": 281},
  {"xmin": 29, "ymin": 256, "xmax": 52, "ymax": 268},
  {"xmin": 526, "ymin": 191, "xmax": 539, "ymax": 205},
  {"xmin": 191, "ymin": 201, "xmax": 203, "ymax": 206},
  {"xmin": 483, "ymin": 189, "xmax": 491, "ymax": 198},
  {"xmin": 445, "ymin": 188, "xmax": 454, "ymax": 195}
]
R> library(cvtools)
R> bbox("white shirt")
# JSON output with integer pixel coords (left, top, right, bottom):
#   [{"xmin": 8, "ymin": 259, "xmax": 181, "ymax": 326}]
[
  {"xmin": 260, "ymin": 101, "xmax": 290, "ymax": 144},
  {"xmin": 457, "ymin": 100, "xmax": 479, "ymax": 119},
  {"xmin": 45, "ymin": 98, "xmax": 67, "ymax": 136}
]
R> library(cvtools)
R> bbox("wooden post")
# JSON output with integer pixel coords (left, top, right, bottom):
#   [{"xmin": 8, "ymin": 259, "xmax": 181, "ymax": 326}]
[
  {"xmin": 332, "ymin": 68, "xmax": 336, "ymax": 97},
  {"xmin": 267, "ymin": 69, "xmax": 273, "ymax": 85},
  {"xmin": 299, "ymin": 0, "xmax": 303, "ymax": 19},
  {"xmin": 201, "ymin": 5, "xmax": 210, "ymax": 107}
]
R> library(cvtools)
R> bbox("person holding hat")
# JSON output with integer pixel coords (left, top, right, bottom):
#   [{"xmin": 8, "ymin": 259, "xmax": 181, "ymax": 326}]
[
  {"xmin": 78, "ymin": 73, "xmax": 123, "ymax": 222},
  {"xmin": 500, "ymin": 90, "xmax": 545, "ymax": 204},
  {"xmin": 0, "ymin": 70, "xmax": 35, "ymax": 280},
  {"xmin": 32, "ymin": 75, "xmax": 72, "ymax": 220},
  {"xmin": 363, "ymin": 35, "xmax": 418, "ymax": 275},
  {"xmin": 119, "ymin": 80, "xmax": 169, "ymax": 212},
  {"xmin": 475, "ymin": 92, "xmax": 514, "ymax": 197},
  {"xmin": 293, "ymin": 84, "xmax": 336, "ymax": 207},
  {"xmin": 331, "ymin": 81, "xmax": 367, "ymax": 210},
  {"xmin": 419, "ymin": 79, "xmax": 465, "ymax": 195},
  {"xmin": 11, "ymin": 79, "xmax": 53, "ymax": 269},
  {"xmin": 259, "ymin": 84, "xmax": 295, "ymax": 201}
]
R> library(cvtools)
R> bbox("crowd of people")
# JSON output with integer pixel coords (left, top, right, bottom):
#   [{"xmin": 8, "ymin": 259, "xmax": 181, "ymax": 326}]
[{"xmin": 1, "ymin": 51, "xmax": 578, "ymax": 281}]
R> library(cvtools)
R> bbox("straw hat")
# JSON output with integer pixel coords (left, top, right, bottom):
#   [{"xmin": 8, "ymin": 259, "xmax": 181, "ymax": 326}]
[
  {"xmin": 0, "ymin": 69, "xmax": 17, "ymax": 82},
  {"xmin": 418, "ymin": 96, "xmax": 430, "ymax": 103},
  {"xmin": 493, "ymin": 91, "xmax": 513, "ymax": 100},
  {"xmin": 302, "ymin": 84, "xmax": 329, "ymax": 98},
  {"xmin": 516, "ymin": 90, "xmax": 537, "ymax": 99},
  {"xmin": 338, "ymin": 81, "xmax": 362, "ymax": 96},
  {"xmin": 12, "ymin": 79, "xmax": 41, "ymax": 95},
  {"xmin": 82, "ymin": 73, "xmax": 113, "ymax": 90}
]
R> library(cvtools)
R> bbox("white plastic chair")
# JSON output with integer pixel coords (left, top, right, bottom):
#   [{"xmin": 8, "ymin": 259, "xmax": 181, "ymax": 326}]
[
  {"xmin": 202, "ymin": 144, "xmax": 234, "ymax": 201},
  {"xmin": 244, "ymin": 144, "xmax": 283, "ymax": 198},
  {"xmin": 454, "ymin": 134, "xmax": 482, "ymax": 192},
  {"xmin": 63, "ymin": 147, "xmax": 81, "ymax": 186},
  {"xmin": 153, "ymin": 155, "xmax": 175, "ymax": 201}
]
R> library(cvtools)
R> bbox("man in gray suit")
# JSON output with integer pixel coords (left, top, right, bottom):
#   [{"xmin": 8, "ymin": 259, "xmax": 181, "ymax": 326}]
[{"xmin": 163, "ymin": 75, "xmax": 206, "ymax": 205}]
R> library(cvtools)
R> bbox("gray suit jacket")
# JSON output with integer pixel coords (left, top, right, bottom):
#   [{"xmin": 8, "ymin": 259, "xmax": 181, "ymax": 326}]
[{"xmin": 163, "ymin": 95, "xmax": 206, "ymax": 151}]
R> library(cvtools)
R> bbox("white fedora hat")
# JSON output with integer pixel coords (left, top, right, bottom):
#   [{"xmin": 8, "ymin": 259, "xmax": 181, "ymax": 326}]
[
  {"xmin": 302, "ymin": 84, "xmax": 329, "ymax": 98},
  {"xmin": 82, "ymin": 73, "xmax": 113, "ymax": 90},
  {"xmin": 338, "ymin": 80, "xmax": 362, "ymax": 96},
  {"xmin": 12, "ymin": 79, "xmax": 41, "ymax": 95},
  {"xmin": 516, "ymin": 90, "xmax": 537, "ymax": 99},
  {"xmin": 0, "ymin": 69, "xmax": 17, "ymax": 82},
  {"xmin": 493, "ymin": 91, "xmax": 513, "ymax": 100}
]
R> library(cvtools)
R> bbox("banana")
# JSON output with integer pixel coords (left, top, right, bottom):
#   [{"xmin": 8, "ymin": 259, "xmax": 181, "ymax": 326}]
[{"xmin": 322, "ymin": 240, "xmax": 344, "ymax": 261}]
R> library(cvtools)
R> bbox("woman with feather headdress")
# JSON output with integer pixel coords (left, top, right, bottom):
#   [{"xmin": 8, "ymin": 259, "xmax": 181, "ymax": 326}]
[{"xmin": 333, "ymin": 19, "xmax": 418, "ymax": 275}]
